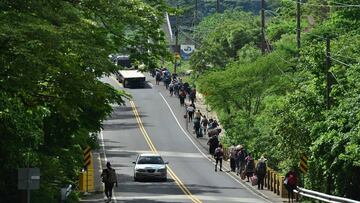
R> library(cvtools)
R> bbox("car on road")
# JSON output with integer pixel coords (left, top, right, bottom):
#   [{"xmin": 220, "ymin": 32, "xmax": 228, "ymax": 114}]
[{"xmin": 133, "ymin": 154, "xmax": 168, "ymax": 181}]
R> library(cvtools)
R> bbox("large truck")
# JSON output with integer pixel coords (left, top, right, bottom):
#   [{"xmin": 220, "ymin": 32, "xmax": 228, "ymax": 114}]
[{"xmin": 117, "ymin": 70, "xmax": 146, "ymax": 88}]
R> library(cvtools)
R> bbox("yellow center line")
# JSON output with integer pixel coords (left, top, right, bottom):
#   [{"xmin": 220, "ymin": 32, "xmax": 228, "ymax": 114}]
[{"xmin": 129, "ymin": 100, "xmax": 202, "ymax": 203}]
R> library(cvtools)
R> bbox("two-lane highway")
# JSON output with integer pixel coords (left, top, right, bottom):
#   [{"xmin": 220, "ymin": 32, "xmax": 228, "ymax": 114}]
[{"xmin": 97, "ymin": 76, "xmax": 269, "ymax": 203}]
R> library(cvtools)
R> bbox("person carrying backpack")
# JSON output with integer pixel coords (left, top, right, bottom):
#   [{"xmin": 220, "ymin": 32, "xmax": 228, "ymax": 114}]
[
  {"xmin": 214, "ymin": 144, "xmax": 224, "ymax": 172},
  {"xmin": 155, "ymin": 71, "xmax": 161, "ymax": 85},
  {"xmin": 285, "ymin": 168, "xmax": 298, "ymax": 203},
  {"xmin": 255, "ymin": 156, "xmax": 267, "ymax": 190},
  {"xmin": 101, "ymin": 162, "xmax": 118, "ymax": 202},
  {"xmin": 237, "ymin": 147, "xmax": 246, "ymax": 176},
  {"xmin": 189, "ymin": 88, "xmax": 196, "ymax": 104},
  {"xmin": 245, "ymin": 153, "xmax": 255, "ymax": 182},
  {"xmin": 169, "ymin": 82, "xmax": 174, "ymax": 96},
  {"xmin": 201, "ymin": 115, "xmax": 208, "ymax": 135}
]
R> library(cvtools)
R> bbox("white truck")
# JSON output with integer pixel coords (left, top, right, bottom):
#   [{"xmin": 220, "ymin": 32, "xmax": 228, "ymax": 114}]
[{"xmin": 117, "ymin": 70, "xmax": 146, "ymax": 88}]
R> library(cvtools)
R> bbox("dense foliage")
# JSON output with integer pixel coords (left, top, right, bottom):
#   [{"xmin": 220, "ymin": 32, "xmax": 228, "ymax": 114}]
[
  {"xmin": 0, "ymin": 0, "xmax": 168, "ymax": 202},
  {"xmin": 192, "ymin": 0, "xmax": 360, "ymax": 200}
]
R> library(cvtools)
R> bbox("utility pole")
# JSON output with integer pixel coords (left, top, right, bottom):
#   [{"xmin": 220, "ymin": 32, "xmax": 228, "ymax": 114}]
[
  {"xmin": 193, "ymin": 0, "xmax": 198, "ymax": 27},
  {"xmin": 261, "ymin": 0, "xmax": 266, "ymax": 54},
  {"xmin": 217, "ymin": 0, "xmax": 220, "ymax": 13},
  {"xmin": 174, "ymin": 3, "xmax": 179, "ymax": 74},
  {"xmin": 195, "ymin": 0, "xmax": 198, "ymax": 21},
  {"xmin": 325, "ymin": 37, "xmax": 332, "ymax": 109},
  {"xmin": 296, "ymin": 0, "xmax": 301, "ymax": 58}
]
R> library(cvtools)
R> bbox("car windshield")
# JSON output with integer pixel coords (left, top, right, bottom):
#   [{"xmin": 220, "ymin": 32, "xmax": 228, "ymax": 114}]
[{"xmin": 137, "ymin": 156, "xmax": 164, "ymax": 164}]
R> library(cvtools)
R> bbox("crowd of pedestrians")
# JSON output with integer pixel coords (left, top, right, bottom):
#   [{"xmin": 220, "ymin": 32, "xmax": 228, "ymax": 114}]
[
  {"xmin": 151, "ymin": 67, "xmax": 222, "ymax": 141},
  {"xmin": 150, "ymin": 68, "xmax": 298, "ymax": 202}
]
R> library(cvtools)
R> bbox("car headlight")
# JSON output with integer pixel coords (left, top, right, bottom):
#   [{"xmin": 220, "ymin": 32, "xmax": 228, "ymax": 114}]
[
  {"xmin": 136, "ymin": 168, "xmax": 146, "ymax": 172},
  {"xmin": 157, "ymin": 168, "xmax": 166, "ymax": 172}
]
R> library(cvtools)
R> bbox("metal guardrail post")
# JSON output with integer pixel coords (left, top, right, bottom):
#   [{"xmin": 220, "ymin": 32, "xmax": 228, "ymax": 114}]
[{"xmin": 273, "ymin": 171, "xmax": 277, "ymax": 194}]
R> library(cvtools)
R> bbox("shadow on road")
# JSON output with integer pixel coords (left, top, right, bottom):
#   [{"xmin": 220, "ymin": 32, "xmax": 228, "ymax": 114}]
[{"xmin": 102, "ymin": 122, "xmax": 146, "ymax": 131}]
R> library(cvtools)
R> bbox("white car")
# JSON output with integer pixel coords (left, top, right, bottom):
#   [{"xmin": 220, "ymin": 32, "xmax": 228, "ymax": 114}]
[{"xmin": 133, "ymin": 154, "xmax": 168, "ymax": 181}]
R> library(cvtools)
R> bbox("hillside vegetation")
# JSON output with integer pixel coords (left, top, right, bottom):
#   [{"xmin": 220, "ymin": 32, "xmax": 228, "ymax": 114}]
[{"xmin": 190, "ymin": 0, "xmax": 360, "ymax": 199}]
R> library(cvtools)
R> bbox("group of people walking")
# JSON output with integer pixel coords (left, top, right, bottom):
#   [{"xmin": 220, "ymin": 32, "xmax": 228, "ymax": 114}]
[
  {"xmin": 149, "ymin": 68, "xmax": 298, "ymax": 202},
  {"xmin": 228, "ymin": 145, "xmax": 267, "ymax": 189}
]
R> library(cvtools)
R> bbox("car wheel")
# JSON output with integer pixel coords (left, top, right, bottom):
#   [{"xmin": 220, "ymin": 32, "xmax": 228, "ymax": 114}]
[{"xmin": 162, "ymin": 177, "xmax": 167, "ymax": 182}]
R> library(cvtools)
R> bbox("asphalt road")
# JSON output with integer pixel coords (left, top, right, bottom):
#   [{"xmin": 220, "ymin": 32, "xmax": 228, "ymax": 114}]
[{"xmin": 94, "ymin": 76, "xmax": 270, "ymax": 203}]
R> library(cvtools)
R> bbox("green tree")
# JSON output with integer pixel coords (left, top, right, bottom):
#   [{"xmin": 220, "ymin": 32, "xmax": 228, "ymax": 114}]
[{"xmin": 0, "ymin": 0, "xmax": 168, "ymax": 202}]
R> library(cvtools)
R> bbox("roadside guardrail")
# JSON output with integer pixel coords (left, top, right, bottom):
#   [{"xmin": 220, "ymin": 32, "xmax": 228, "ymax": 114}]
[{"xmin": 294, "ymin": 187, "xmax": 360, "ymax": 203}]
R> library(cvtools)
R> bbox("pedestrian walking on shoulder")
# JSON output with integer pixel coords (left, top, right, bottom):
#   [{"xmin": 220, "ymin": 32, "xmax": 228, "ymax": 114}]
[
  {"xmin": 236, "ymin": 146, "xmax": 246, "ymax": 176},
  {"xmin": 201, "ymin": 115, "xmax": 208, "ymax": 135},
  {"xmin": 214, "ymin": 144, "xmax": 224, "ymax": 172},
  {"xmin": 229, "ymin": 145, "xmax": 236, "ymax": 172},
  {"xmin": 207, "ymin": 135, "xmax": 219, "ymax": 155},
  {"xmin": 179, "ymin": 90, "xmax": 186, "ymax": 106},
  {"xmin": 169, "ymin": 82, "xmax": 174, "ymax": 96},
  {"xmin": 101, "ymin": 162, "xmax": 118, "ymax": 202},
  {"xmin": 255, "ymin": 156, "xmax": 267, "ymax": 190},
  {"xmin": 285, "ymin": 168, "xmax": 298, "ymax": 203},
  {"xmin": 173, "ymin": 82, "xmax": 179, "ymax": 96},
  {"xmin": 189, "ymin": 88, "xmax": 196, "ymax": 104},
  {"xmin": 187, "ymin": 104, "xmax": 195, "ymax": 122},
  {"xmin": 155, "ymin": 71, "xmax": 161, "ymax": 85},
  {"xmin": 245, "ymin": 153, "xmax": 255, "ymax": 182},
  {"xmin": 234, "ymin": 145, "xmax": 241, "ymax": 175},
  {"xmin": 193, "ymin": 117, "xmax": 202, "ymax": 138}
]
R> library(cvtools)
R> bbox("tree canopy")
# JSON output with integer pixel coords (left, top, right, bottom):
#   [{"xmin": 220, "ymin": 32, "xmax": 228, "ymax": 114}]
[{"xmin": 0, "ymin": 0, "xmax": 168, "ymax": 202}]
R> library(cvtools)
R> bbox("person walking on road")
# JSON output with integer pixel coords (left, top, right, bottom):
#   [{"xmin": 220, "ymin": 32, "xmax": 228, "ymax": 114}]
[
  {"xmin": 229, "ymin": 145, "xmax": 236, "ymax": 172},
  {"xmin": 214, "ymin": 144, "xmax": 224, "ymax": 172},
  {"xmin": 255, "ymin": 156, "xmax": 267, "ymax": 190},
  {"xmin": 186, "ymin": 104, "xmax": 195, "ymax": 122},
  {"xmin": 207, "ymin": 135, "xmax": 219, "ymax": 155},
  {"xmin": 193, "ymin": 117, "xmax": 202, "ymax": 138},
  {"xmin": 244, "ymin": 153, "xmax": 255, "ymax": 182},
  {"xmin": 201, "ymin": 115, "xmax": 208, "ymax": 135},
  {"xmin": 173, "ymin": 81, "xmax": 179, "ymax": 96},
  {"xmin": 169, "ymin": 82, "xmax": 174, "ymax": 96},
  {"xmin": 236, "ymin": 145, "xmax": 246, "ymax": 176},
  {"xmin": 179, "ymin": 89, "xmax": 186, "ymax": 106},
  {"xmin": 189, "ymin": 88, "xmax": 196, "ymax": 104},
  {"xmin": 155, "ymin": 70, "xmax": 161, "ymax": 85},
  {"xmin": 285, "ymin": 168, "xmax": 298, "ymax": 203},
  {"xmin": 101, "ymin": 162, "xmax": 118, "ymax": 202}
]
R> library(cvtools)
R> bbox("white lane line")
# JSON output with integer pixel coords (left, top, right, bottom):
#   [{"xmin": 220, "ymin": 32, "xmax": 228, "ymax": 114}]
[
  {"xmin": 158, "ymin": 92, "xmax": 272, "ymax": 203},
  {"xmin": 80, "ymin": 195, "xmax": 268, "ymax": 202},
  {"xmin": 100, "ymin": 130, "xmax": 118, "ymax": 203}
]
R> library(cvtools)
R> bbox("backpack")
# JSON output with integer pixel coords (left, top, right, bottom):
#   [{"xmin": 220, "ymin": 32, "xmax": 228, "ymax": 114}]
[
  {"xmin": 256, "ymin": 162, "xmax": 267, "ymax": 175},
  {"xmin": 238, "ymin": 150, "xmax": 246, "ymax": 161},
  {"xmin": 101, "ymin": 169, "xmax": 108, "ymax": 183},
  {"xmin": 246, "ymin": 159, "xmax": 254, "ymax": 169},
  {"xmin": 102, "ymin": 168, "xmax": 117, "ymax": 183},
  {"xmin": 214, "ymin": 148, "xmax": 223, "ymax": 158},
  {"xmin": 288, "ymin": 173, "xmax": 296, "ymax": 186}
]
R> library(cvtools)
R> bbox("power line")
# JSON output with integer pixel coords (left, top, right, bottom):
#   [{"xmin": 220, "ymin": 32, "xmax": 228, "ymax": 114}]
[
  {"xmin": 327, "ymin": 0, "xmax": 360, "ymax": 7},
  {"xmin": 329, "ymin": 56, "xmax": 354, "ymax": 67},
  {"xmin": 285, "ymin": 0, "xmax": 360, "ymax": 8},
  {"xmin": 328, "ymin": 70, "xmax": 349, "ymax": 94}
]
